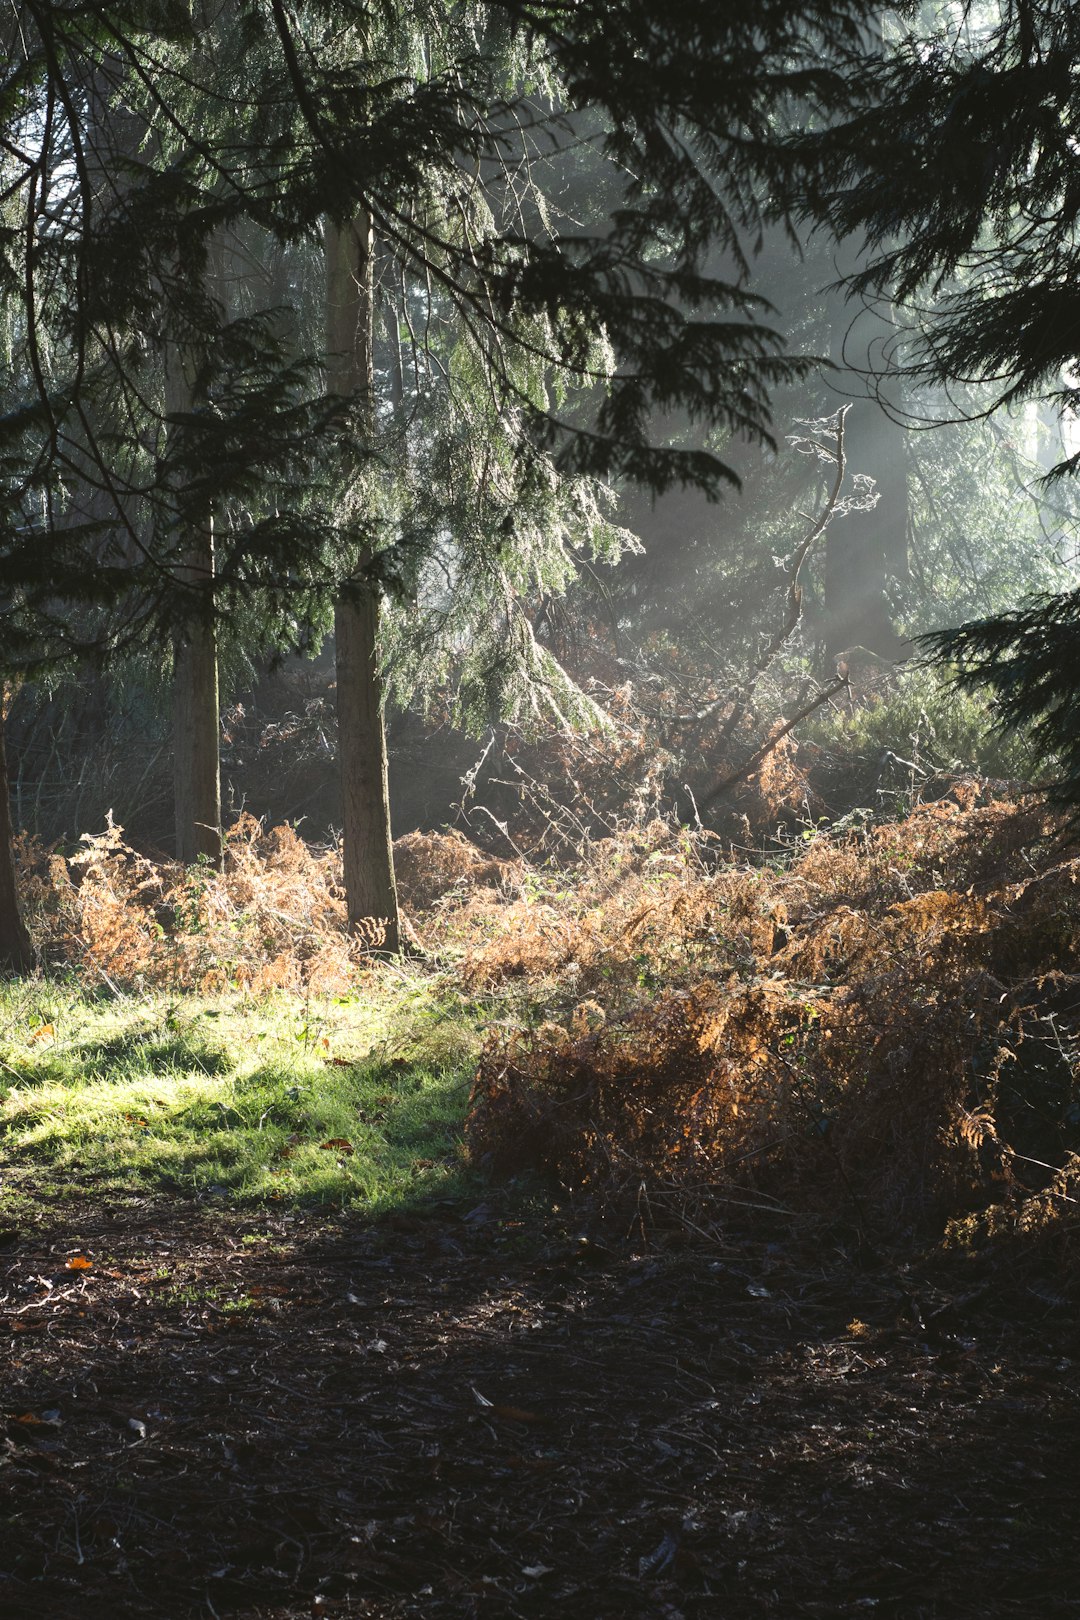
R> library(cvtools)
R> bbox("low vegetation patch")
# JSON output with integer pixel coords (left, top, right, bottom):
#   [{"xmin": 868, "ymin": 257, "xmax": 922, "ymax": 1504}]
[
  {"xmin": 0, "ymin": 976, "xmax": 482, "ymax": 1211},
  {"xmin": 8, "ymin": 787, "xmax": 1080, "ymax": 1265},
  {"xmin": 465, "ymin": 786, "xmax": 1080, "ymax": 1252}
]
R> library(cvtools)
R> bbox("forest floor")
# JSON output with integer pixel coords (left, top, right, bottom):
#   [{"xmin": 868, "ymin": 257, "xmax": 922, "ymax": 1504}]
[
  {"xmin": 2, "ymin": 1173, "xmax": 1078, "ymax": 1620},
  {"xmin": 6, "ymin": 794, "xmax": 1080, "ymax": 1616}
]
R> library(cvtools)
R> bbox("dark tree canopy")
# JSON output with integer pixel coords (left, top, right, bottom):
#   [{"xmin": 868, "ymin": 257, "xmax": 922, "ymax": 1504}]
[{"xmin": 0, "ymin": 0, "xmax": 879, "ymax": 672}]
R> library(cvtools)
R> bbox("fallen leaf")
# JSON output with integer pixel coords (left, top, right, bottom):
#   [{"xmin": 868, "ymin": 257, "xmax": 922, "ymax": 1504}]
[
  {"xmin": 65, "ymin": 1255, "xmax": 93, "ymax": 1271},
  {"xmin": 493, "ymin": 1404, "xmax": 543, "ymax": 1424},
  {"xmin": 639, "ymin": 1529, "xmax": 680, "ymax": 1577},
  {"xmin": 522, "ymin": 1565, "xmax": 554, "ymax": 1579},
  {"xmin": 319, "ymin": 1139, "xmax": 354, "ymax": 1155}
]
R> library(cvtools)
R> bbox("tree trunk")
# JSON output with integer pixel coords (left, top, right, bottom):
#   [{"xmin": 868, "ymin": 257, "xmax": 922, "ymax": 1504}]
[
  {"xmin": 326, "ymin": 213, "xmax": 400, "ymax": 950},
  {"xmin": 173, "ymin": 601, "xmax": 222, "ymax": 867},
  {"xmin": 166, "ymin": 329, "xmax": 223, "ymax": 869},
  {"xmin": 824, "ymin": 294, "xmax": 910, "ymax": 663},
  {"xmin": 0, "ymin": 701, "xmax": 33, "ymax": 975},
  {"xmin": 823, "ymin": 399, "xmax": 909, "ymax": 661}
]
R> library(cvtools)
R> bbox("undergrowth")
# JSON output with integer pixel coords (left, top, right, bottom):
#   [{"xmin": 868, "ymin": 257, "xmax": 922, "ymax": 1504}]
[
  {"xmin": 802, "ymin": 663, "xmax": 1042, "ymax": 789},
  {"xmin": 6, "ymin": 787, "xmax": 1080, "ymax": 1267},
  {"xmin": 0, "ymin": 976, "xmax": 484, "ymax": 1212}
]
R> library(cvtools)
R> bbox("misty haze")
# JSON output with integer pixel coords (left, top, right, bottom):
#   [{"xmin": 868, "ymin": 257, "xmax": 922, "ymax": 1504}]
[{"xmin": 1, "ymin": 3, "xmax": 1078, "ymax": 1616}]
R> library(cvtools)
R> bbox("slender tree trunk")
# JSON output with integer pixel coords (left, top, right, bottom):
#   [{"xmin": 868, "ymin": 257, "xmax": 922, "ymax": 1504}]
[
  {"xmin": 0, "ymin": 699, "xmax": 33, "ymax": 975},
  {"xmin": 823, "ymin": 400, "xmax": 908, "ymax": 661},
  {"xmin": 821, "ymin": 16, "xmax": 908, "ymax": 664},
  {"xmin": 164, "ymin": 237, "xmax": 224, "ymax": 868},
  {"xmin": 334, "ymin": 587, "xmax": 399, "ymax": 944},
  {"xmin": 165, "ymin": 340, "xmax": 223, "ymax": 868},
  {"xmin": 172, "ymin": 594, "xmax": 221, "ymax": 867},
  {"xmin": 823, "ymin": 292, "xmax": 909, "ymax": 663},
  {"xmin": 326, "ymin": 212, "xmax": 400, "ymax": 950}
]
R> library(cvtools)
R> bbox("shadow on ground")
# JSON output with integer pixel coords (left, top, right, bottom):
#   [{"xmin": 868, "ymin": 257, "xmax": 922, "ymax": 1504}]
[{"xmin": 1, "ymin": 1182, "xmax": 1078, "ymax": 1619}]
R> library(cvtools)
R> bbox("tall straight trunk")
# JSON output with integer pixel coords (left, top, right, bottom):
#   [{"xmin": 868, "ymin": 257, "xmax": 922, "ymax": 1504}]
[
  {"xmin": 326, "ymin": 213, "xmax": 400, "ymax": 950},
  {"xmin": 823, "ymin": 291, "xmax": 909, "ymax": 663},
  {"xmin": 0, "ymin": 701, "xmax": 32, "ymax": 975},
  {"xmin": 172, "ymin": 596, "xmax": 221, "ymax": 867},
  {"xmin": 166, "ymin": 340, "xmax": 222, "ymax": 869},
  {"xmin": 823, "ymin": 399, "xmax": 909, "ymax": 661},
  {"xmin": 821, "ymin": 22, "xmax": 908, "ymax": 665}
]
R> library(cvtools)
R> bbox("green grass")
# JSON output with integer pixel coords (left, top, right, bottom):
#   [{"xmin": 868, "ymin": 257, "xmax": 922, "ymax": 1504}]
[{"xmin": 0, "ymin": 971, "xmax": 489, "ymax": 1213}]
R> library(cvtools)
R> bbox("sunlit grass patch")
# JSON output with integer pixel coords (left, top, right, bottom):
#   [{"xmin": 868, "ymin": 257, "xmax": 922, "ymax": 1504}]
[{"xmin": 0, "ymin": 971, "xmax": 484, "ymax": 1212}]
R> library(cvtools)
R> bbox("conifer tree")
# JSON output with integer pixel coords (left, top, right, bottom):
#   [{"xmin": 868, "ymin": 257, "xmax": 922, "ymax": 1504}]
[
  {"xmin": 1, "ymin": 0, "xmax": 883, "ymax": 954},
  {"xmin": 790, "ymin": 0, "xmax": 1080, "ymax": 799},
  {"xmin": 325, "ymin": 210, "xmax": 399, "ymax": 947}
]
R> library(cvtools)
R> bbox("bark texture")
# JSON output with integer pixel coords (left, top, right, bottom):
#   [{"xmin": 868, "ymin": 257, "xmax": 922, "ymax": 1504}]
[
  {"xmin": 0, "ymin": 707, "xmax": 33, "ymax": 975},
  {"xmin": 326, "ymin": 212, "xmax": 400, "ymax": 950},
  {"xmin": 166, "ymin": 337, "xmax": 223, "ymax": 869},
  {"xmin": 173, "ymin": 607, "xmax": 222, "ymax": 867}
]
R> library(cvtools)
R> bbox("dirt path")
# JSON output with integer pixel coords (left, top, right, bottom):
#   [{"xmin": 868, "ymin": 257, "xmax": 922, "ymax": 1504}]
[{"xmin": 2, "ymin": 1188, "xmax": 1078, "ymax": 1619}]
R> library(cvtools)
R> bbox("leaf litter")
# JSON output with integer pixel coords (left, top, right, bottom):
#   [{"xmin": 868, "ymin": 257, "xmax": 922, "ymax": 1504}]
[
  {"xmin": 5, "ymin": 790, "xmax": 1080, "ymax": 1612},
  {"xmin": 1, "ymin": 1183, "xmax": 1079, "ymax": 1619}
]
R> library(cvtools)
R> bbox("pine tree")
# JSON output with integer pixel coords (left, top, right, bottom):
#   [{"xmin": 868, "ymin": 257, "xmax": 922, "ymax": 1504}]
[
  {"xmin": 1, "ymin": 0, "xmax": 884, "ymax": 956},
  {"xmin": 789, "ymin": 0, "xmax": 1080, "ymax": 798},
  {"xmin": 288, "ymin": 0, "xmax": 881, "ymax": 934},
  {"xmin": 325, "ymin": 211, "xmax": 400, "ymax": 948}
]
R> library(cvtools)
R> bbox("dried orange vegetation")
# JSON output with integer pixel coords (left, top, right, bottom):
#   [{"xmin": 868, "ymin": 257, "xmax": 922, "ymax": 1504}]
[
  {"xmin": 18, "ymin": 814, "xmax": 372, "ymax": 995},
  {"xmin": 464, "ymin": 787, "xmax": 1080, "ymax": 1238},
  {"xmin": 14, "ymin": 786, "xmax": 1080, "ymax": 1242},
  {"xmin": 15, "ymin": 815, "xmax": 522, "ymax": 995},
  {"xmin": 391, "ymin": 829, "xmax": 519, "ymax": 911}
]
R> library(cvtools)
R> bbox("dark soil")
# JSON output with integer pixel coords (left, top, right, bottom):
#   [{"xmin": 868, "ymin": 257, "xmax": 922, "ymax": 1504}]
[{"xmin": 2, "ymin": 1183, "xmax": 1079, "ymax": 1620}]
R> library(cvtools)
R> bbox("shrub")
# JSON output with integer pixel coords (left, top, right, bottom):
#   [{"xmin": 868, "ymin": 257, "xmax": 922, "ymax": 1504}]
[{"xmin": 802, "ymin": 663, "xmax": 1042, "ymax": 785}]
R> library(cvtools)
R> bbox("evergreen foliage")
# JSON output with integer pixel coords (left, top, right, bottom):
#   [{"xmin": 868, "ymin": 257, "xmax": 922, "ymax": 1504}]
[
  {"xmin": 921, "ymin": 593, "xmax": 1079, "ymax": 799},
  {"xmin": 0, "ymin": 0, "xmax": 878, "ymax": 688},
  {"xmin": 789, "ymin": 0, "xmax": 1080, "ymax": 801}
]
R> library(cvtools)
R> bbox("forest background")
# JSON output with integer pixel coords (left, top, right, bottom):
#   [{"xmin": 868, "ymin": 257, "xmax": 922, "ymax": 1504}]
[
  {"xmin": 7, "ymin": 3, "xmax": 1080, "ymax": 1612},
  {"xmin": 3, "ymin": 0, "xmax": 1080, "ymax": 1207}
]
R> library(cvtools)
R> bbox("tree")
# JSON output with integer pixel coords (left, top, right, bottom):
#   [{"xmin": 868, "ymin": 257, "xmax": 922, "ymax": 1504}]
[
  {"xmin": 0, "ymin": 693, "xmax": 33, "ymax": 974},
  {"xmin": 1, "ymin": 0, "xmax": 888, "ymax": 955},
  {"xmin": 165, "ymin": 314, "xmax": 224, "ymax": 869},
  {"xmin": 820, "ymin": 290, "xmax": 909, "ymax": 662},
  {"xmin": 326, "ymin": 211, "xmax": 399, "ymax": 946},
  {"xmin": 789, "ymin": 0, "xmax": 1080, "ymax": 798},
  {"xmin": 0, "ymin": 0, "xmax": 350, "ymax": 885},
  {"xmin": 278, "ymin": 0, "xmax": 885, "ymax": 937}
]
